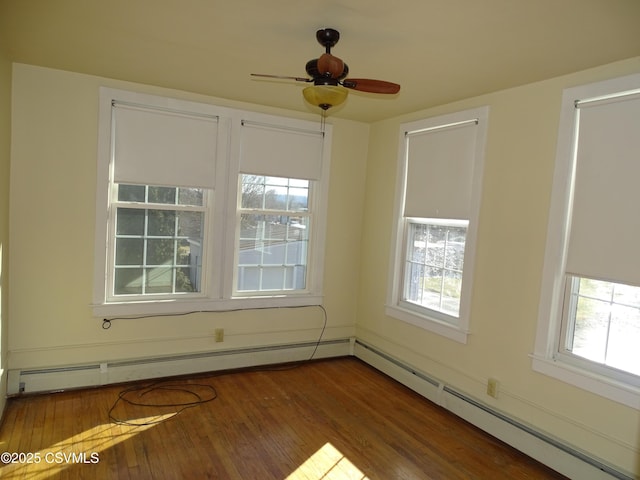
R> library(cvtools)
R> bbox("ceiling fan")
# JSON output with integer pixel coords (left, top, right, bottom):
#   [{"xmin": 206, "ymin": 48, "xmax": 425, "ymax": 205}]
[{"xmin": 251, "ymin": 28, "xmax": 400, "ymax": 112}]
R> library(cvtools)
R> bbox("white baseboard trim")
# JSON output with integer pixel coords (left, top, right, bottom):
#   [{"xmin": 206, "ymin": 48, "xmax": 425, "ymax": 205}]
[
  {"xmin": 5, "ymin": 337, "xmax": 634, "ymax": 479},
  {"xmin": 7, "ymin": 338, "xmax": 352, "ymax": 396},
  {"xmin": 353, "ymin": 340, "xmax": 633, "ymax": 480}
]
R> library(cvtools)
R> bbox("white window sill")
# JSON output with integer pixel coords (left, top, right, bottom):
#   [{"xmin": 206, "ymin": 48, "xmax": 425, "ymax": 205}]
[
  {"xmin": 93, "ymin": 294, "xmax": 324, "ymax": 318},
  {"xmin": 531, "ymin": 355, "xmax": 640, "ymax": 410},
  {"xmin": 385, "ymin": 304, "xmax": 468, "ymax": 344}
]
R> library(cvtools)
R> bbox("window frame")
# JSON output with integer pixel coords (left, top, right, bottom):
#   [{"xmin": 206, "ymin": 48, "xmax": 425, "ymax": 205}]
[
  {"xmin": 233, "ymin": 174, "xmax": 314, "ymax": 297},
  {"xmin": 386, "ymin": 107, "xmax": 489, "ymax": 344},
  {"xmin": 93, "ymin": 88, "xmax": 331, "ymax": 317},
  {"xmin": 107, "ymin": 184, "xmax": 210, "ymax": 302},
  {"xmin": 399, "ymin": 217, "xmax": 469, "ymax": 324},
  {"xmin": 533, "ymin": 73, "xmax": 640, "ymax": 409}
]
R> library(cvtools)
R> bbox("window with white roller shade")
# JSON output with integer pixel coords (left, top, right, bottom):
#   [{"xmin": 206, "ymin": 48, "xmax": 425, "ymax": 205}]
[
  {"xmin": 386, "ymin": 107, "xmax": 488, "ymax": 343},
  {"xmin": 534, "ymin": 73, "xmax": 640, "ymax": 408},
  {"xmin": 566, "ymin": 93, "xmax": 640, "ymax": 287}
]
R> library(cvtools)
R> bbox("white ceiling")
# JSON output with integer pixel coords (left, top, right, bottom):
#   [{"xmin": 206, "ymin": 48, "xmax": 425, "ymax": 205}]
[{"xmin": 1, "ymin": 0, "xmax": 639, "ymax": 122}]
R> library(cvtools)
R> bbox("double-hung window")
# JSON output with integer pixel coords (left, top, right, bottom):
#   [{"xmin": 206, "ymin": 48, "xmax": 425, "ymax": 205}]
[
  {"xmin": 93, "ymin": 88, "xmax": 331, "ymax": 316},
  {"xmin": 387, "ymin": 107, "xmax": 489, "ymax": 343},
  {"xmin": 534, "ymin": 73, "xmax": 640, "ymax": 408},
  {"xmin": 234, "ymin": 120, "xmax": 327, "ymax": 297},
  {"xmin": 236, "ymin": 175, "xmax": 311, "ymax": 293}
]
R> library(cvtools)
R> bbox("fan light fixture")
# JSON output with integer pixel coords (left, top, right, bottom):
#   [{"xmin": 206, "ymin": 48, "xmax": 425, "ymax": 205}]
[
  {"xmin": 251, "ymin": 28, "xmax": 400, "ymax": 116},
  {"xmin": 302, "ymin": 85, "xmax": 348, "ymax": 111}
]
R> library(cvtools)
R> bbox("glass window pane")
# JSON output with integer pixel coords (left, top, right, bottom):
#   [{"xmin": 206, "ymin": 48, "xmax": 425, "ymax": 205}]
[
  {"xmin": 115, "ymin": 238, "xmax": 143, "ymax": 265},
  {"xmin": 613, "ymin": 283, "xmax": 640, "ymax": 306},
  {"xmin": 145, "ymin": 267, "xmax": 173, "ymax": 293},
  {"xmin": 116, "ymin": 208, "xmax": 144, "ymax": 235},
  {"xmin": 288, "ymin": 187, "xmax": 309, "ymax": 211},
  {"xmin": 175, "ymin": 267, "xmax": 197, "ymax": 293},
  {"xmin": 265, "ymin": 186, "xmax": 287, "ymax": 210},
  {"xmin": 176, "ymin": 239, "xmax": 191, "ymax": 265},
  {"xmin": 289, "ymin": 178, "xmax": 308, "ymax": 188},
  {"xmin": 118, "ymin": 184, "xmax": 145, "ymax": 202},
  {"xmin": 578, "ymin": 278, "xmax": 613, "ymax": 301},
  {"xmin": 572, "ymin": 296, "xmax": 609, "ymax": 363},
  {"xmin": 178, "ymin": 211, "xmax": 204, "ymax": 239},
  {"xmin": 237, "ymin": 266, "xmax": 260, "ymax": 291},
  {"xmin": 146, "ymin": 238, "xmax": 175, "ymax": 265},
  {"xmin": 286, "ymin": 237, "xmax": 308, "ymax": 265},
  {"xmin": 608, "ymin": 304, "xmax": 640, "ymax": 375},
  {"xmin": 404, "ymin": 261, "xmax": 424, "ymax": 304},
  {"xmin": 148, "ymin": 186, "xmax": 176, "ymax": 204},
  {"xmin": 261, "ymin": 266, "xmax": 285, "ymax": 290},
  {"xmin": 241, "ymin": 175, "xmax": 264, "ymax": 207},
  {"xmin": 445, "ymin": 238, "xmax": 465, "ymax": 271},
  {"xmin": 177, "ymin": 187, "xmax": 204, "ymax": 206},
  {"xmin": 442, "ymin": 270, "xmax": 463, "ymax": 316},
  {"xmin": 428, "ymin": 224, "xmax": 446, "ymax": 244},
  {"xmin": 290, "ymin": 265, "xmax": 306, "ymax": 289},
  {"xmin": 114, "ymin": 268, "xmax": 143, "ymax": 295},
  {"xmin": 265, "ymin": 176, "xmax": 288, "ymax": 186},
  {"xmin": 148, "ymin": 210, "xmax": 176, "ymax": 236}
]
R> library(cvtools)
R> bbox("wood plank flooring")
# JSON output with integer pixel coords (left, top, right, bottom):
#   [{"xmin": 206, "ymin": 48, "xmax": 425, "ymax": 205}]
[{"xmin": 0, "ymin": 357, "xmax": 567, "ymax": 479}]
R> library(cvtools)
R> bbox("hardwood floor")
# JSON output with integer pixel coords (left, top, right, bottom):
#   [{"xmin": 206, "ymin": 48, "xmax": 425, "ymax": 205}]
[{"xmin": 0, "ymin": 357, "xmax": 566, "ymax": 479}]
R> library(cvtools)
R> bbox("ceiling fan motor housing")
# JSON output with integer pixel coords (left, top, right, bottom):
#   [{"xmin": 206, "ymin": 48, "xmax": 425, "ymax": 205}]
[
  {"xmin": 305, "ymin": 59, "xmax": 349, "ymax": 84},
  {"xmin": 316, "ymin": 28, "xmax": 340, "ymax": 51}
]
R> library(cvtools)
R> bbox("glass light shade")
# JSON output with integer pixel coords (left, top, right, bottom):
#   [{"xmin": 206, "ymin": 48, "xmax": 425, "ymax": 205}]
[{"xmin": 302, "ymin": 85, "xmax": 348, "ymax": 110}]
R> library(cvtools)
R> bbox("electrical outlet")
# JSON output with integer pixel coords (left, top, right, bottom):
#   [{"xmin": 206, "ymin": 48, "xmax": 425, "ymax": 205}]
[
  {"xmin": 487, "ymin": 378, "xmax": 499, "ymax": 398},
  {"xmin": 214, "ymin": 328, "xmax": 224, "ymax": 342}
]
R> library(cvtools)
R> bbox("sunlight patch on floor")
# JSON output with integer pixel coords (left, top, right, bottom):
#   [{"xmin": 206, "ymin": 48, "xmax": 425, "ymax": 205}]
[
  {"xmin": 0, "ymin": 414, "xmax": 168, "ymax": 479},
  {"xmin": 285, "ymin": 442, "xmax": 369, "ymax": 480}
]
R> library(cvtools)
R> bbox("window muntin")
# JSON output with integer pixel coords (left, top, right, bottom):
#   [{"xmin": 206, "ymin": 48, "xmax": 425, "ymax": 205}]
[
  {"xmin": 402, "ymin": 220, "xmax": 467, "ymax": 320},
  {"xmin": 110, "ymin": 184, "xmax": 206, "ymax": 299},
  {"xmin": 560, "ymin": 276, "xmax": 640, "ymax": 380},
  {"xmin": 236, "ymin": 175, "xmax": 311, "ymax": 294}
]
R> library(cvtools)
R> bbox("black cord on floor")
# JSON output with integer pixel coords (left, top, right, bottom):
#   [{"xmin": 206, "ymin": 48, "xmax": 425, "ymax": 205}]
[
  {"xmin": 108, "ymin": 380, "xmax": 218, "ymax": 426},
  {"xmin": 106, "ymin": 304, "xmax": 328, "ymax": 426}
]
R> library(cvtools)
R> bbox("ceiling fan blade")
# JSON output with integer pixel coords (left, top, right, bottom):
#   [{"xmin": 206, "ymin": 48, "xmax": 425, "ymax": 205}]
[
  {"xmin": 342, "ymin": 78, "xmax": 400, "ymax": 94},
  {"xmin": 317, "ymin": 53, "xmax": 345, "ymax": 79},
  {"xmin": 251, "ymin": 73, "xmax": 310, "ymax": 82}
]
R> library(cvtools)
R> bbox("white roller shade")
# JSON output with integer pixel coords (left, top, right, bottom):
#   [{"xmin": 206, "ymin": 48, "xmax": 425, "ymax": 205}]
[
  {"xmin": 404, "ymin": 120, "xmax": 478, "ymax": 219},
  {"xmin": 566, "ymin": 93, "xmax": 640, "ymax": 286},
  {"xmin": 113, "ymin": 103, "xmax": 218, "ymax": 188},
  {"xmin": 239, "ymin": 121, "xmax": 324, "ymax": 180}
]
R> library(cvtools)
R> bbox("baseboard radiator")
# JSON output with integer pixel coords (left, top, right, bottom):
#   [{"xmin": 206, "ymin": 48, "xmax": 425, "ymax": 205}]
[
  {"xmin": 7, "ymin": 338, "xmax": 352, "ymax": 396},
  {"xmin": 353, "ymin": 340, "xmax": 633, "ymax": 480},
  {"xmin": 6, "ymin": 337, "xmax": 633, "ymax": 479}
]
